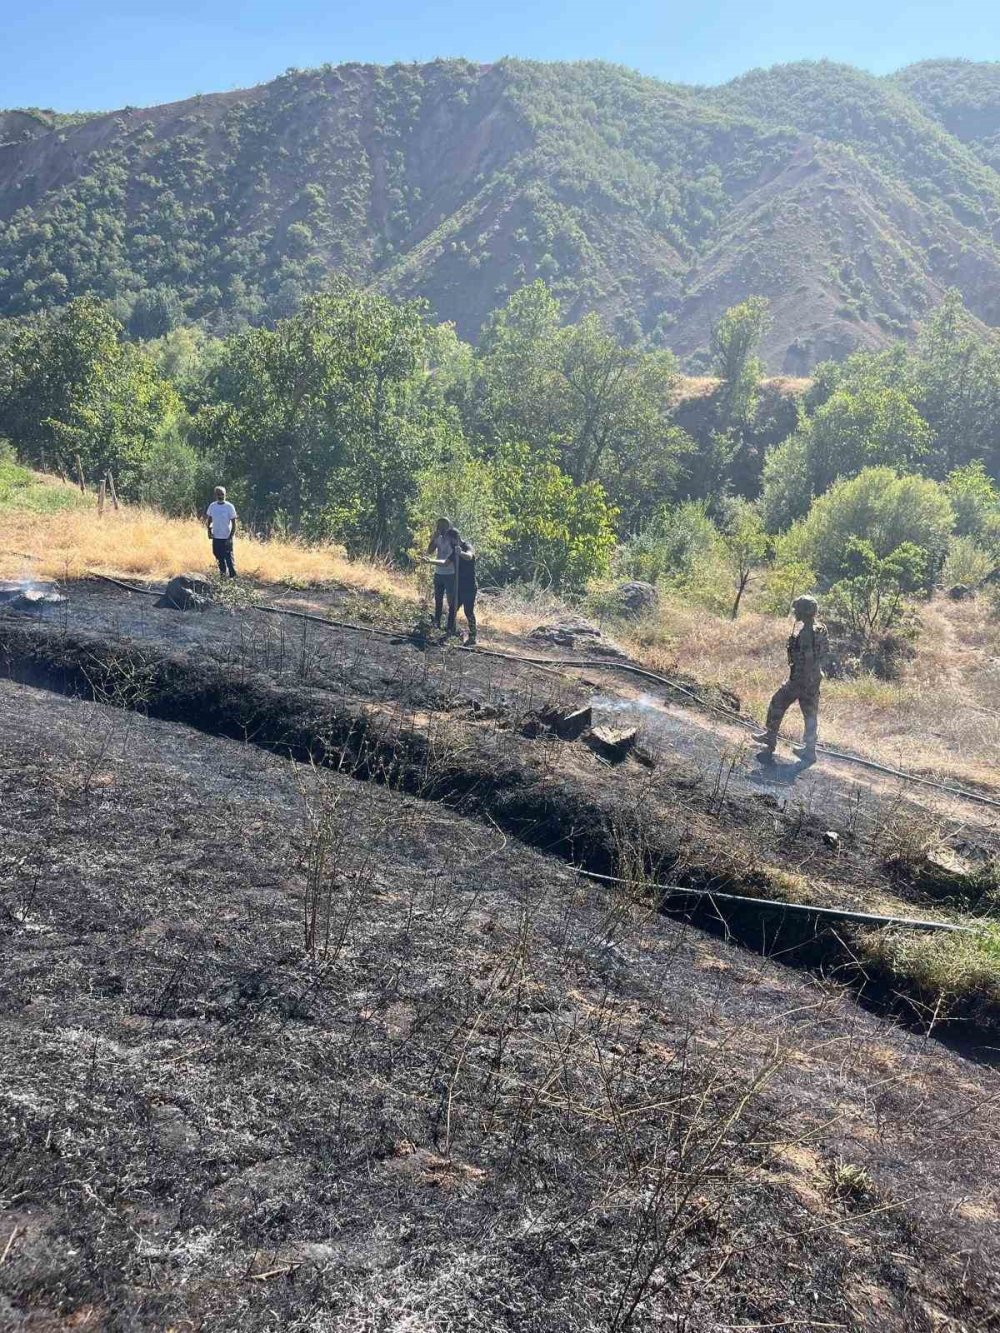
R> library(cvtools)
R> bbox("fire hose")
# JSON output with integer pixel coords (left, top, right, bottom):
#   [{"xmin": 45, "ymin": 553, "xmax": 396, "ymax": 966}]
[
  {"xmin": 572, "ymin": 868, "xmax": 978, "ymax": 935},
  {"xmin": 84, "ymin": 571, "xmax": 1000, "ymax": 813}
]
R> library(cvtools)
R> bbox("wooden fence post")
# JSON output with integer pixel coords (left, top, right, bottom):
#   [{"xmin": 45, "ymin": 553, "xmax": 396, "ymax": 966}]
[
  {"xmin": 98, "ymin": 478, "xmax": 106, "ymax": 516},
  {"xmin": 107, "ymin": 471, "xmax": 120, "ymax": 510}
]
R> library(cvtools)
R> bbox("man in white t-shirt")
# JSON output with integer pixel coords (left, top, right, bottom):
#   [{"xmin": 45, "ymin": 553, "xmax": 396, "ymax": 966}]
[{"xmin": 205, "ymin": 486, "xmax": 238, "ymax": 578}]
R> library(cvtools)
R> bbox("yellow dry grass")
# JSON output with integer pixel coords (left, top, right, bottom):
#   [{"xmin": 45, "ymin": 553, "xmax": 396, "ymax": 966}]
[
  {"xmin": 0, "ymin": 497, "xmax": 413, "ymax": 597},
  {"xmin": 624, "ymin": 593, "xmax": 1000, "ymax": 790}
]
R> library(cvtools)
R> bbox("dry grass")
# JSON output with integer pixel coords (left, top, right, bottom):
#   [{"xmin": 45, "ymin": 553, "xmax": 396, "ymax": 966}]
[
  {"xmin": 623, "ymin": 592, "xmax": 1000, "ymax": 790},
  {"xmin": 0, "ymin": 487, "xmax": 414, "ymax": 596},
  {"xmin": 670, "ymin": 374, "xmax": 811, "ymax": 406}
]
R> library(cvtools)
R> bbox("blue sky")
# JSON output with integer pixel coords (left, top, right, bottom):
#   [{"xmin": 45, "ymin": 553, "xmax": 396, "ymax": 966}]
[{"xmin": 5, "ymin": 0, "xmax": 999, "ymax": 111}]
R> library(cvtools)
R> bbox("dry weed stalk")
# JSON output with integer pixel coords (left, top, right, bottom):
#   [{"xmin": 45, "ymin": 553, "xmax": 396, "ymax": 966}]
[{"xmin": 297, "ymin": 766, "xmax": 388, "ymax": 962}]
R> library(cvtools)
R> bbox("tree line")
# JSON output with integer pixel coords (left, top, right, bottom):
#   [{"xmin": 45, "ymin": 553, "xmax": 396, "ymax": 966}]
[{"xmin": 1, "ymin": 279, "xmax": 998, "ymax": 620}]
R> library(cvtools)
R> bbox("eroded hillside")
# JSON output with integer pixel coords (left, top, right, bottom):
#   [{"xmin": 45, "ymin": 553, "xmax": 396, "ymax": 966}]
[{"xmin": 2, "ymin": 58, "xmax": 1000, "ymax": 367}]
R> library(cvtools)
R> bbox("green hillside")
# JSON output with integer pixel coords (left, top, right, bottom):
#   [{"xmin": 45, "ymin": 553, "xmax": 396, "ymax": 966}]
[
  {"xmin": 894, "ymin": 59, "xmax": 1000, "ymax": 171},
  {"xmin": 1, "ymin": 57, "xmax": 1000, "ymax": 369}
]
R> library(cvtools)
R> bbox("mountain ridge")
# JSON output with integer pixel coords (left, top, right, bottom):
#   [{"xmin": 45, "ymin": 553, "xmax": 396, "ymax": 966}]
[{"xmin": 2, "ymin": 56, "xmax": 999, "ymax": 369}]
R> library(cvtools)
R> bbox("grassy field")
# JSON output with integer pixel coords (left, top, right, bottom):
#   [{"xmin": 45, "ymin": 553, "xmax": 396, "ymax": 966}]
[{"xmin": 0, "ymin": 460, "xmax": 407, "ymax": 594}]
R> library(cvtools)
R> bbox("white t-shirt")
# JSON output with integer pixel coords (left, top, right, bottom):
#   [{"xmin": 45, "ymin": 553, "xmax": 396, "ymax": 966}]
[
  {"xmin": 431, "ymin": 531, "xmax": 454, "ymax": 575},
  {"xmin": 206, "ymin": 500, "xmax": 237, "ymax": 539}
]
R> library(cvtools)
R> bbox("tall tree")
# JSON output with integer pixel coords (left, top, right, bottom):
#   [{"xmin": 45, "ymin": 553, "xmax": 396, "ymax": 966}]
[
  {"xmin": 914, "ymin": 289, "xmax": 1000, "ymax": 478},
  {"xmin": 199, "ymin": 286, "xmax": 453, "ymax": 553},
  {"xmin": 710, "ymin": 296, "xmax": 770, "ymax": 431},
  {"xmin": 470, "ymin": 284, "xmax": 686, "ymax": 529},
  {"xmin": 0, "ymin": 296, "xmax": 179, "ymax": 493}
]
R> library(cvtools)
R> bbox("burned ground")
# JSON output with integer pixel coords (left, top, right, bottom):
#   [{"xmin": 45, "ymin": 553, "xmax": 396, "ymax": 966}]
[
  {"xmin": 1, "ymin": 678, "xmax": 999, "ymax": 1331},
  {"xmin": 2, "ymin": 585, "xmax": 998, "ymax": 1040}
]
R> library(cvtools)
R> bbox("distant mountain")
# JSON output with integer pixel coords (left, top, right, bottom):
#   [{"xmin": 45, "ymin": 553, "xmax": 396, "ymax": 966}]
[
  {"xmin": 1, "ymin": 57, "xmax": 999, "ymax": 369},
  {"xmin": 893, "ymin": 59, "xmax": 1000, "ymax": 172}
]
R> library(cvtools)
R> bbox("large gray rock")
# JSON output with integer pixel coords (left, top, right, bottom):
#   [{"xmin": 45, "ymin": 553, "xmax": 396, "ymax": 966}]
[
  {"xmin": 613, "ymin": 581, "xmax": 659, "ymax": 618},
  {"xmin": 157, "ymin": 572, "xmax": 212, "ymax": 611},
  {"xmin": 528, "ymin": 618, "xmax": 603, "ymax": 649}
]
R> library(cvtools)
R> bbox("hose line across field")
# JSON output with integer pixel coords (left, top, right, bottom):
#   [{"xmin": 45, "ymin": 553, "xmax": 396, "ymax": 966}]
[
  {"xmin": 572, "ymin": 868, "xmax": 978, "ymax": 935},
  {"xmin": 84, "ymin": 573, "xmax": 1000, "ymax": 814}
]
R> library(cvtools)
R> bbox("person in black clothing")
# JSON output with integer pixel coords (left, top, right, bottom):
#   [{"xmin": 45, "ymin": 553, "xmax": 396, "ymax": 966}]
[{"xmin": 425, "ymin": 527, "xmax": 477, "ymax": 644}]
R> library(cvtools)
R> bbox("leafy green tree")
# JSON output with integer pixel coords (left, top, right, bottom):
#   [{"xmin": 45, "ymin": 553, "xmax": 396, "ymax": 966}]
[
  {"xmin": 796, "ymin": 467, "xmax": 955, "ymax": 590},
  {"xmin": 759, "ymin": 429, "xmax": 814, "ymax": 530},
  {"xmin": 0, "ymin": 296, "xmax": 180, "ymax": 494},
  {"xmin": 806, "ymin": 379, "xmax": 931, "ymax": 494},
  {"xmin": 759, "ymin": 367, "xmax": 933, "ymax": 527},
  {"xmin": 719, "ymin": 498, "xmax": 772, "ymax": 618},
  {"xmin": 470, "ymin": 281, "xmax": 563, "ymax": 450},
  {"xmin": 490, "ymin": 443, "xmax": 617, "ymax": 590},
  {"xmin": 200, "ymin": 286, "xmax": 453, "ymax": 553},
  {"xmin": 553, "ymin": 315, "xmax": 679, "ymax": 488},
  {"xmin": 710, "ymin": 296, "xmax": 770, "ymax": 430},
  {"xmin": 760, "ymin": 534, "xmax": 817, "ymax": 616},
  {"xmin": 410, "ymin": 449, "xmax": 508, "ymax": 578},
  {"xmin": 945, "ymin": 461, "xmax": 1000, "ymax": 540},
  {"xmin": 471, "ymin": 284, "xmax": 684, "ymax": 529},
  {"xmin": 136, "ymin": 427, "xmax": 215, "ymax": 516},
  {"xmin": 129, "ymin": 286, "xmax": 184, "ymax": 340},
  {"xmin": 914, "ymin": 290, "xmax": 1000, "ymax": 476},
  {"xmin": 143, "ymin": 325, "xmax": 225, "ymax": 409}
]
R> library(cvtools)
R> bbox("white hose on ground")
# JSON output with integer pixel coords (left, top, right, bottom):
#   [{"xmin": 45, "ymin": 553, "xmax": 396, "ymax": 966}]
[
  {"xmin": 83, "ymin": 572, "xmax": 1000, "ymax": 814},
  {"xmin": 572, "ymin": 868, "xmax": 978, "ymax": 934}
]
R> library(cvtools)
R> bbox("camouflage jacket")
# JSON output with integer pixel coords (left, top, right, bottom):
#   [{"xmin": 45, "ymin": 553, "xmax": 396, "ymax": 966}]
[{"xmin": 787, "ymin": 621, "xmax": 829, "ymax": 678}]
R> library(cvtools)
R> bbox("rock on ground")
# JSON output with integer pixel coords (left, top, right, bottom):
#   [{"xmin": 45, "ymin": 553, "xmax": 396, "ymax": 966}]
[{"xmin": 157, "ymin": 572, "xmax": 213, "ymax": 611}]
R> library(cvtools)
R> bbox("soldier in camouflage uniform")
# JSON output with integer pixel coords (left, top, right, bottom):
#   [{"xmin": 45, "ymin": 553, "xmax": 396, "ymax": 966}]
[{"xmin": 754, "ymin": 596, "xmax": 829, "ymax": 763}]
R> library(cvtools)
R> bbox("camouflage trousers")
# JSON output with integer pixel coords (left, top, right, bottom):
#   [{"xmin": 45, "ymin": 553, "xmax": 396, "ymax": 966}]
[{"xmin": 764, "ymin": 674, "xmax": 820, "ymax": 747}]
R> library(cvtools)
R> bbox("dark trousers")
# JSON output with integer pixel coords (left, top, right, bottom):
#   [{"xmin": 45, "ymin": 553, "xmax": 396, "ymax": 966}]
[
  {"xmin": 212, "ymin": 537, "xmax": 236, "ymax": 578},
  {"xmin": 433, "ymin": 575, "xmax": 450, "ymax": 627},
  {"xmin": 447, "ymin": 585, "xmax": 477, "ymax": 637},
  {"xmin": 765, "ymin": 673, "xmax": 820, "ymax": 747}
]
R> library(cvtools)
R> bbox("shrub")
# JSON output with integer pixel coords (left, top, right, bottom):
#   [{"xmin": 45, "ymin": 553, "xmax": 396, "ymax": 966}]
[
  {"xmin": 760, "ymin": 535, "xmax": 817, "ymax": 615},
  {"xmin": 410, "ymin": 451, "xmax": 508, "ymax": 580},
  {"xmin": 798, "ymin": 467, "xmax": 954, "ymax": 590},
  {"xmin": 940, "ymin": 534, "xmax": 996, "ymax": 589},
  {"xmin": 826, "ymin": 538, "xmax": 926, "ymax": 638},
  {"xmin": 136, "ymin": 428, "xmax": 215, "ymax": 517},
  {"xmin": 491, "ymin": 443, "xmax": 618, "ymax": 591},
  {"xmin": 615, "ymin": 501, "xmax": 721, "ymax": 585},
  {"xmin": 945, "ymin": 461, "xmax": 1000, "ymax": 540},
  {"xmin": 759, "ymin": 429, "xmax": 813, "ymax": 531}
]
